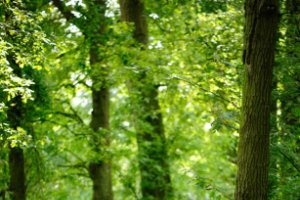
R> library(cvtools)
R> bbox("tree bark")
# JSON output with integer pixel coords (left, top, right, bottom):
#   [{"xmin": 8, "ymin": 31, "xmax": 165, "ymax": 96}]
[
  {"xmin": 235, "ymin": 1, "xmax": 279, "ymax": 199},
  {"xmin": 120, "ymin": 1, "xmax": 172, "ymax": 199}
]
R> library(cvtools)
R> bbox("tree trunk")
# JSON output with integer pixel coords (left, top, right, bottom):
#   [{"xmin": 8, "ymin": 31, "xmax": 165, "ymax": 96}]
[
  {"xmin": 8, "ymin": 147, "xmax": 26, "ymax": 200},
  {"xmin": 87, "ymin": 1, "xmax": 113, "ymax": 198},
  {"xmin": 235, "ymin": 1, "xmax": 279, "ymax": 199},
  {"xmin": 120, "ymin": 1, "xmax": 172, "ymax": 199},
  {"xmin": 279, "ymin": 1, "xmax": 300, "ymax": 198},
  {"xmin": 282, "ymin": 0, "xmax": 300, "ymax": 145},
  {"xmin": 88, "ymin": 45, "xmax": 113, "ymax": 200},
  {"xmin": 52, "ymin": 1, "xmax": 113, "ymax": 199},
  {"xmin": 88, "ymin": 2, "xmax": 112, "ymax": 199},
  {"xmin": 7, "ymin": 58, "xmax": 26, "ymax": 200}
]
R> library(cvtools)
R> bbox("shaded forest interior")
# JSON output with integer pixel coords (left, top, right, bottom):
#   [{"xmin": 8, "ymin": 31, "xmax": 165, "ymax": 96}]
[{"xmin": 0, "ymin": 0, "xmax": 300, "ymax": 199}]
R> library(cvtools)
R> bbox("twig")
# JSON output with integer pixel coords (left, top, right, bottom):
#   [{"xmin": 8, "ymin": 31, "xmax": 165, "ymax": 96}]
[
  {"xmin": 172, "ymin": 75, "xmax": 239, "ymax": 109},
  {"xmin": 277, "ymin": 148, "xmax": 300, "ymax": 174}
]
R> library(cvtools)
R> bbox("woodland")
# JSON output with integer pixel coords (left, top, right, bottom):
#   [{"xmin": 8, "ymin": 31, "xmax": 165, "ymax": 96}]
[{"xmin": 0, "ymin": 0, "xmax": 300, "ymax": 199}]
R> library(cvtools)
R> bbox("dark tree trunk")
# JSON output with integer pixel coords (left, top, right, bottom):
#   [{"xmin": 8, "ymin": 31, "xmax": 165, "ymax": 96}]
[
  {"xmin": 7, "ymin": 58, "xmax": 26, "ymax": 200},
  {"xmin": 235, "ymin": 0, "xmax": 279, "ymax": 199},
  {"xmin": 8, "ymin": 147, "xmax": 26, "ymax": 200},
  {"xmin": 120, "ymin": 1, "xmax": 172, "ymax": 199}
]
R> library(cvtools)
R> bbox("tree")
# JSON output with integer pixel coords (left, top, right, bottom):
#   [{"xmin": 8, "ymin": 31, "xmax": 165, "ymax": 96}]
[
  {"xmin": 268, "ymin": 0, "xmax": 300, "ymax": 198},
  {"xmin": 0, "ymin": 2, "xmax": 48, "ymax": 199},
  {"xmin": 235, "ymin": 0, "xmax": 279, "ymax": 199},
  {"xmin": 52, "ymin": 1, "xmax": 113, "ymax": 199},
  {"xmin": 7, "ymin": 58, "xmax": 26, "ymax": 200},
  {"xmin": 120, "ymin": 0, "xmax": 172, "ymax": 199},
  {"xmin": 280, "ymin": 0, "xmax": 300, "ymax": 151},
  {"xmin": 4, "ymin": 0, "xmax": 300, "ymax": 199}
]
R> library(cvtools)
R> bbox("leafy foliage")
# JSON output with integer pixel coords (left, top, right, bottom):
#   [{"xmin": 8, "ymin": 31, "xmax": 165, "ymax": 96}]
[{"xmin": 0, "ymin": 0, "xmax": 299, "ymax": 199}]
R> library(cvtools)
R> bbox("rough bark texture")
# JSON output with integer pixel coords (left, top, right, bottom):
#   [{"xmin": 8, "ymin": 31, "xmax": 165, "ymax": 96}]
[
  {"xmin": 235, "ymin": 0, "xmax": 279, "ymax": 199},
  {"xmin": 7, "ymin": 58, "xmax": 26, "ymax": 200},
  {"xmin": 120, "ymin": 1, "xmax": 172, "ymax": 199}
]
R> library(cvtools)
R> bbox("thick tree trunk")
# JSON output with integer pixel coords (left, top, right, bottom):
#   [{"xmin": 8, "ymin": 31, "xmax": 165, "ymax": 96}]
[
  {"xmin": 235, "ymin": 1, "xmax": 279, "ymax": 199},
  {"xmin": 120, "ymin": 1, "xmax": 172, "ymax": 199}
]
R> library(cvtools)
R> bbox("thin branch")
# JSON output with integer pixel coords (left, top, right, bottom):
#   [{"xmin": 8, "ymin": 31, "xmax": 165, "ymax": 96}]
[
  {"xmin": 52, "ymin": 111, "xmax": 84, "ymax": 124},
  {"xmin": 278, "ymin": 148, "xmax": 300, "ymax": 174},
  {"xmin": 173, "ymin": 76, "xmax": 239, "ymax": 109},
  {"xmin": 57, "ymin": 163, "xmax": 87, "ymax": 169},
  {"xmin": 76, "ymin": 80, "xmax": 91, "ymax": 89},
  {"xmin": 65, "ymin": 148, "xmax": 86, "ymax": 164},
  {"xmin": 57, "ymin": 77, "xmax": 91, "ymax": 90},
  {"xmin": 69, "ymin": 106, "xmax": 85, "ymax": 124},
  {"xmin": 59, "ymin": 173, "xmax": 90, "ymax": 178},
  {"xmin": 67, "ymin": 101, "xmax": 86, "ymax": 124},
  {"xmin": 55, "ymin": 46, "xmax": 85, "ymax": 59},
  {"xmin": 45, "ymin": 120, "xmax": 90, "ymax": 138}
]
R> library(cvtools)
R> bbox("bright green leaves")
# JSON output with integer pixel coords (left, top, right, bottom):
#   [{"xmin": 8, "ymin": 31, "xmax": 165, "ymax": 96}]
[
  {"xmin": 1, "ymin": 0, "xmax": 292, "ymax": 199},
  {"xmin": 2, "ymin": 75, "xmax": 34, "ymax": 101},
  {"xmin": 7, "ymin": 127, "xmax": 31, "ymax": 148},
  {"xmin": 0, "ymin": 2, "xmax": 50, "ymax": 197}
]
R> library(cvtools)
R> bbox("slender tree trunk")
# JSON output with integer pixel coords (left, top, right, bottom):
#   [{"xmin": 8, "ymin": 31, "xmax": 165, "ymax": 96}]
[
  {"xmin": 235, "ymin": 1, "xmax": 279, "ymax": 199},
  {"xmin": 282, "ymin": 0, "xmax": 300, "ymax": 144},
  {"xmin": 52, "ymin": 1, "xmax": 113, "ymax": 199},
  {"xmin": 267, "ymin": 78, "xmax": 278, "ymax": 198},
  {"xmin": 279, "ymin": 1, "xmax": 300, "ymax": 198},
  {"xmin": 7, "ymin": 58, "xmax": 26, "ymax": 200},
  {"xmin": 8, "ymin": 147, "xmax": 26, "ymax": 200},
  {"xmin": 87, "ymin": 2, "xmax": 113, "ymax": 198},
  {"xmin": 88, "ymin": 45, "xmax": 113, "ymax": 200},
  {"xmin": 120, "ymin": 1, "xmax": 172, "ymax": 199}
]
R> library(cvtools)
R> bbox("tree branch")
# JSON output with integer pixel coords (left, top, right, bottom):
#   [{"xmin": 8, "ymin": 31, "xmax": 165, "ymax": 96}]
[
  {"xmin": 69, "ymin": 104, "xmax": 85, "ymax": 124},
  {"xmin": 278, "ymin": 148, "xmax": 300, "ymax": 173},
  {"xmin": 52, "ymin": 0, "xmax": 77, "ymax": 22},
  {"xmin": 57, "ymin": 163, "xmax": 87, "ymax": 169},
  {"xmin": 52, "ymin": 111, "xmax": 84, "ymax": 124},
  {"xmin": 172, "ymin": 75, "xmax": 239, "ymax": 109},
  {"xmin": 46, "ymin": 120, "xmax": 90, "ymax": 138}
]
